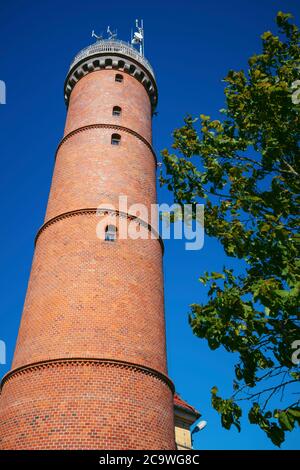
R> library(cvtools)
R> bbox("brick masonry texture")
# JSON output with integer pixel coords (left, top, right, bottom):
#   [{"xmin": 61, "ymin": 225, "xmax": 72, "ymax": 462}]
[
  {"xmin": 0, "ymin": 362, "xmax": 174, "ymax": 449},
  {"xmin": 64, "ymin": 70, "xmax": 152, "ymax": 142},
  {"xmin": 12, "ymin": 214, "xmax": 167, "ymax": 374},
  {"xmin": 0, "ymin": 57, "xmax": 176, "ymax": 449},
  {"xmin": 45, "ymin": 128, "xmax": 156, "ymax": 222}
]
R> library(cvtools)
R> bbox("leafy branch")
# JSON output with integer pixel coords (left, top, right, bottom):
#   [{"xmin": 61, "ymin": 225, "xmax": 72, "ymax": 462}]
[{"xmin": 161, "ymin": 11, "xmax": 300, "ymax": 446}]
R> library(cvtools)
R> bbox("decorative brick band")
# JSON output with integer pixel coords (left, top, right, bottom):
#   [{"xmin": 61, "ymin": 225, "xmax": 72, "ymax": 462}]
[
  {"xmin": 55, "ymin": 124, "xmax": 157, "ymax": 164},
  {"xmin": 0, "ymin": 358, "xmax": 174, "ymax": 393},
  {"xmin": 35, "ymin": 208, "xmax": 164, "ymax": 253}
]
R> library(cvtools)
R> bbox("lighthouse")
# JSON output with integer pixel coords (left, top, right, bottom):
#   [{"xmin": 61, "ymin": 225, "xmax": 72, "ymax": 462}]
[{"xmin": 0, "ymin": 27, "xmax": 176, "ymax": 450}]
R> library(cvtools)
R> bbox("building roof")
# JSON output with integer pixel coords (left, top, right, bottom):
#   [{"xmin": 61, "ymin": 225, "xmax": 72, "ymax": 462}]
[
  {"xmin": 174, "ymin": 393, "xmax": 201, "ymax": 418},
  {"xmin": 69, "ymin": 39, "xmax": 155, "ymax": 79},
  {"xmin": 64, "ymin": 38, "xmax": 158, "ymax": 111}
]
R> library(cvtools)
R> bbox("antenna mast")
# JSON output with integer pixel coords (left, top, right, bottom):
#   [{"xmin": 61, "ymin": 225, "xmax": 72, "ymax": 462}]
[{"xmin": 131, "ymin": 19, "xmax": 144, "ymax": 56}]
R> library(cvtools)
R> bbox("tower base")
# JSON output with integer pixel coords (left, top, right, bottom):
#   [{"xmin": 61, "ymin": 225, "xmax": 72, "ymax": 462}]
[{"xmin": 0, "ymin": 359, "xmax": 175, "ymax": 450}]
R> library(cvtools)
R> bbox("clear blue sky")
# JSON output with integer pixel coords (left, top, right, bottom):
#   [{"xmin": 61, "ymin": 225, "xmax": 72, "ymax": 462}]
[{"xmin": 0, "ymin": 0, "xmax": 299, "ymax": 450}]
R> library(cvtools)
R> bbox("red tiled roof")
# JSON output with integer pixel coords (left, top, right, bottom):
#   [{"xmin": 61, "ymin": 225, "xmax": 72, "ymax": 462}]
[{"xmin": 174, "ymin": 393, "xmax": 200, "ymax": 417}]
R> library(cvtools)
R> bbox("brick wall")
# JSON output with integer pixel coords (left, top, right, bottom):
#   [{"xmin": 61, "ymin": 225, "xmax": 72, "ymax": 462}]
[
  {"xmin": 0, "ymin": 361, "xmax": 174, "ymax": 449},
  {"xmin": 0, "ymin": 62, "xmax": 175, "ymax": 449}
]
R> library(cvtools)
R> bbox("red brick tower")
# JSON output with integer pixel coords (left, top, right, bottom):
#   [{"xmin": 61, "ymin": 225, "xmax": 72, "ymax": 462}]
[{"xmin": 0, "ymin": 37, "xmax": 175, "ymax": 449}]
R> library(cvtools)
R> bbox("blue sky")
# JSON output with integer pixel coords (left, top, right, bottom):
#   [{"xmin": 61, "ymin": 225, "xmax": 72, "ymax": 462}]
[{"xmin": 0, "ymin": 0, "xmax": 299, "ymax": 450}]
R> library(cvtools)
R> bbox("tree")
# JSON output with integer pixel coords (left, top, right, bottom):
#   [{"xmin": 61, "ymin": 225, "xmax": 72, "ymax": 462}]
[{"xmin": 160, "ymin": 12, "xmax": 300, "ymax": 446}]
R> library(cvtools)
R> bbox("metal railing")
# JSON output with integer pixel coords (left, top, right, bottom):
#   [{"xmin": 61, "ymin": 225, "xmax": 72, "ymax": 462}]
[{"xmin": 69, "ymin": 40, "xmax": 155, "ymax": 78}]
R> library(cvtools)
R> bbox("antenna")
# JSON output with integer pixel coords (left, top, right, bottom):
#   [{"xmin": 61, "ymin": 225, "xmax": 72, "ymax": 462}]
[
  {"xmin": 142, "ymin": 19, "xmax": 144, "ymax": 56},
  {"xmin": 131, "ymin": 19, "xmax": 144, "ymax": 56}
]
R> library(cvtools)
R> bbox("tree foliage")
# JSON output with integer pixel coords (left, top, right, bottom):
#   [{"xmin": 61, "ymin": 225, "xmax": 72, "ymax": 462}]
[{"xmin": 160, "ymin": 12, "xmax": 300, "ymax": 446}]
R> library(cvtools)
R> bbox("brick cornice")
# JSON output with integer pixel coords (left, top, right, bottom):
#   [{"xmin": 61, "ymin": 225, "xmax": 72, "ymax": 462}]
[
  {"xmin": 55, "ymin": 123, "xmax": 157, "ymax": 164},
  {"xmin": 35, "ymin": 208, "xmax": 164, "ymax": 253},
  {"xmin": 64, "ymin": 51, "xmax": 158, "ymax": 112},
  {"xmin": 0, "ymin": 358, "xmax": 174, "ymax": 393}
]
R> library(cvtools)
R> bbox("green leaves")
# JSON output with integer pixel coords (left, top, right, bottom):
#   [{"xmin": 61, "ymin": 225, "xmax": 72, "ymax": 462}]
[
  {"xmin": 278, "ymin": 411, "xmax": 294, "ymax": 431},
  {"xmin": 248, "ymin": 404, "xmax": 286, "ymax": 447},
  {"xmin": 161, "ymin": 11, "xmax": 300, "ymax": 446},
  {"xmin": 211, "ymin": 387, "xmax": 242, "ymax": 432},
  {"xmin": 247, "ymin": 404, "xmax": 300, "ymax": 446}
]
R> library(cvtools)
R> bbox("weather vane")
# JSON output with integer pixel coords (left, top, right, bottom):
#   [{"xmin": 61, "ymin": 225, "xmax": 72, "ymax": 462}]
[
  {"xmin": 91, "ymin": 30, "xmax": 103, "ymax": 41},
  {"xmin": 131, "ymin": 19, "xmax": 144, "ymax": 56},
  {"xmin": 107, "ymin": 26, "xmax": 117, "ymax": 40},
  {"xmin": 91, "ymin": 26, "xmax": 117, "ymax": 41}
]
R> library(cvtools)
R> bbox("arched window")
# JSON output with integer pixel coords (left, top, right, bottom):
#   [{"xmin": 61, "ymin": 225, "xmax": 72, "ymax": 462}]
[
  {"xmin": 111, "ymin": 133, "xmax": 121, "ymax": 145},
  {"xmin": 115, "ymin": 74, "xmax": 123, "ymax": 83},
  {"xmin": 112, "ymin": 106, "xmax": 122, "ymax": 116},
  {"xmin": 105, "ymin": 225, "xmax": 117, "ymax": 241}
]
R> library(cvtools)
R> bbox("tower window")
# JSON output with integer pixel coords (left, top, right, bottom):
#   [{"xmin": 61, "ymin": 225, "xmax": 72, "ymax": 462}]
[
  {"xmin": 112, "ymin": 106, "xmax": 122, "ymax": 116},
  {"xmin": 111, "ymin": 133, "xmax": 121, "ymax": 145},
  {"xmin": 115, "ymin": 74, "xmax": 123, "ymax": 83},
  {"xmin": 105, "ymin": 225, "xmax": 117, "ymax": 242}
]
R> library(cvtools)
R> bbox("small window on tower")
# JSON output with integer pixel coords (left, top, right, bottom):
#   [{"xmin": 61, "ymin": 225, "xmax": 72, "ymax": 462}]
[
  {"xmin": 111, "ymin": 133, "xmax": 121, "ymax": 145},
  {"xmin": 112, "ymin": 106, "xmax": 122, "ymax": 117},
  {"xmin": 105, "ymin": 225, "xmax": 117, "ymax": 242},
  {"xmin": 115, "ymin": 74, "xmax": 123, "ymax": 83}
]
